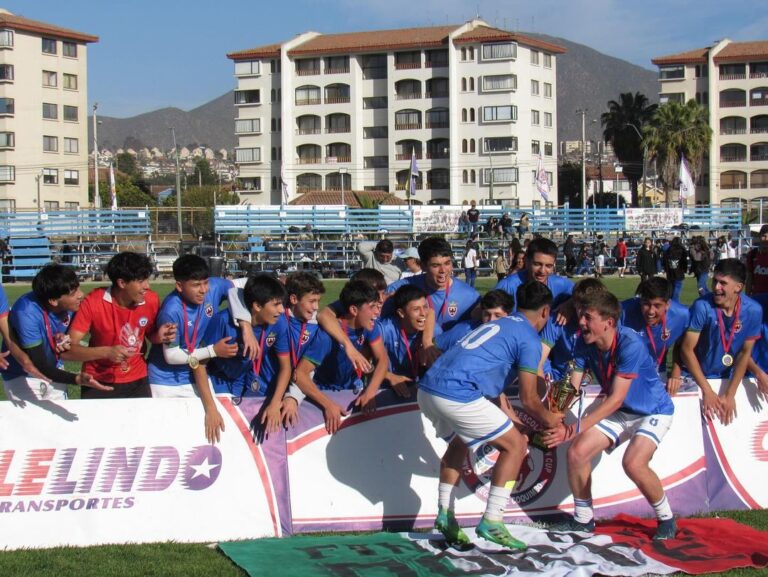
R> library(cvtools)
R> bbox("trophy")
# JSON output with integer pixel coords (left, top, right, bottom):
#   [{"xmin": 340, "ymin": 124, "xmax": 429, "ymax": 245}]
[{"xmin": 530, "ymin": 360, "xmax": 580, "ymax": 451}]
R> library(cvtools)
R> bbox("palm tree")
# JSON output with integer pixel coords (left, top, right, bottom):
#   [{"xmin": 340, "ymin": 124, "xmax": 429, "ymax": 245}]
[
  {"xmin": 644, "ymin": 100, "xmax": 712, "ymax": 204},
  {"xmin": 601, "ymin": 92, "xmax": 657, "ymax": 206}
]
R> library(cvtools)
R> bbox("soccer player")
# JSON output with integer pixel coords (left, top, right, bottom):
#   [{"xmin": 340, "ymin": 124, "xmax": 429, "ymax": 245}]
[
  {"xmin": 293, "ymin": 280, "xmax": 388, "ymax": 434},
  {"xmin": 419, "ymin": 281, "xmax": 561, "ymax": 549},
  {"xmin": 621, "ymin": 277, "xmax": 689, "ymax": 395},
  {"xmin": 67, "ymin": 252, "xmax": 176, "ymax": 399},
  {"xmin": 2, "ymin": 264, "xmax": 109, "ymax": 401},
  {"xmin": 680, "ymin": 258, "xmax": 762, "ymax": 425},
  {"xmin": 747, "ymin": 292, "xmax": 768, "ymax": 398},
  {"xmin": 547, "ymin": 290, "xmax": 677, "ymax": 541},
  {"xmin": 495, "ymin": 237, "xmax": 573, "ymax": 310},
  {"xmin": 433, "ymin": 289, "xmax": 514, "ymax": 353},
  {"xmin": 746, "ymin": 223, "xmax": 768, "ymax": 296},
  {"xmin": 205, "ymin": 275, "xmax": 291, "ymax": 433}
]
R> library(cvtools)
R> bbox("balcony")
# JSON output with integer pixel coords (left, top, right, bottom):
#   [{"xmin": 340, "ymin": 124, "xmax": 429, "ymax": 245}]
[
  {"xmin": 751, "ymin": 154, "xmax": 768, "ymax": 161},
  {"xmin": 425, "ymin": 91, "xmax": 449, "ymax": 99},
  {"xmin": 297, "ymin": 157, "xmax": 321, "ymax": 165},
  {"xmin": 426, "ymin": 151, "xmax": 449, "ymax": 159},
  {"xmin": 395, "ymin": 122, "xmax": 422, "ymax": 130},
  {"xmin": 363, "ymin": 67, "xmax": 387, "ymax": 80},
  {"xmin": 750, "ymin": 72, "xmax": 768, "ymax": 79},
  {"xmin": 296, "ymin": 128, "xmax": 321, "ymax": 135},
  {"xmin": 326, "ymin": 156, "xmax": 351, "ymax": 163},
  {"xmin": 325, "ymin": 96, "xmax": 350, "ymax": 104},
  {"xmin": 721, "ymin": 154, "xmax": 747, "ymax": 162},
  {"xmin": 395, "ymin": 183, "xmax": 423, "ymax": 190},
  {"xmin": 296, "ymin": 98, "xmax": 321, "ymax": 106},
  {"xmin": 395, "ymin": 152, "xmax": 422, "ymax": 160},
  {"xmin": 720, "ymin": 100, "xmax": 747, "ymax": 108},
  {"xmin": 425, "ymin": 60, "xmax": 448, "ymax": 69},
  {"xmin": 752, "ymin": 127, "xmax": 768, "ymax": 134},
  {"xmin": 720, "ymin": 74, "xmax": 746, "ymax": 80},
  {"xmin": 325, "ymin": 66, "xmax": 349, "ymax": 75},
  {"xmin": 296, "ymin": 68, "xmax": 321, "ymax": 76},
  {"xmin": 396, "ymin": 92, "xmax": 422, "ymax": 100},
  {"xmin": 721, "ymin": 128, "xmax": 747, "ymax": 135},
  {"xmin": 752, "ymin": 98, "xmax": 768, "ymax": 107},
  {"xmin": 425, "ymin": 120, "xmax": 449, "ymax": 129},
  {"xmin": 395, "ymin": 62, "xmax": 421, "ymax": 70},
  {"xmin": 326, "ymin": 126, "xmax": 350, "ymax": 134}
]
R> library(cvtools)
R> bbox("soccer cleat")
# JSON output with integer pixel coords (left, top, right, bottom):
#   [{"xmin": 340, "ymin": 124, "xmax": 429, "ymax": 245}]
[
  {"xmin": 476, "ymin": 517, "xmax": 527, "ymax": 550},
  {"xmin": 549, "ymin": 516, "xmax": 595, "ymax": 534},
  {"xmin": 653, "ymin": 518, "xmax": 677, "ymax": 541},
  {"xmin": 434, "ymin": 507, "xmax": 470, "ymax": 547}
]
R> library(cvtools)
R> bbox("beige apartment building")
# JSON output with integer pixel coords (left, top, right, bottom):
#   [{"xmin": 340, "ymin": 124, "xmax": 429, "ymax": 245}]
[
  {"xmin": 0, "ymin": 9, "xmax": 97, "ymax": 211},
  {"xmin": 653, "ymin": 39, "xmax": 768, "ymax": 205},
  {"xmin": 227, "ymin": 20, "xmax": 564, "ymax": 206}
]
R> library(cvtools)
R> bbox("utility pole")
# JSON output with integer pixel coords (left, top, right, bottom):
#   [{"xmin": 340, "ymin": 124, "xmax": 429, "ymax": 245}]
[
  {"xmin": 170, "ymin": 127, "xmax": 182, "ymax": 240},
  {"xmin": 577, "ymin": 109, "xmax": 587, "ymax": 213},
  {"xmin": 92, "ymin": 103, "xmax": 100, "ymax": 208}
]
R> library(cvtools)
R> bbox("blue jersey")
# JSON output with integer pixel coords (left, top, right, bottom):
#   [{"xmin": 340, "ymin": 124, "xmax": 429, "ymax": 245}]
[
  {"xmin": 147, "ymin": 277, "xmax": 232, "ymax": 385},
  {"xmin": 378, "ymin": 316, "xmax": 440, "ymax": 380},
  {"xmin": 573, "ymin": 326, "xmax": 674, "ymax": 416},
  {"xmin": 621, "ymin": 297, "xmax": 689, "ymax": 370},
  {"xmin": 301, "ymin": 320, "xmax": 383, "ymax": 390},
  {"xmin": 282, "ymin": 310, "xmax": 320, "ymax": 369},
  {"xmin": 204, "ymin": 310, "xmax": 289, "ymax": 396},
  {"xmin": 495, "ymin": 269, "xmax": 573, "ymax": 311},
  {"xmin": 419, "ymin": 313, "xmax": 542, "ymax": 403},
  {"xmin": 386, "ymin": 275, "xmax": 479, "ymax": 331},
  {"xmin": 434, "ymin": 319, "xmax": 479, "ymax": 352},
  {"xmin": 751, "ymin": 293, "xmax": 768, "ymax": 373},
  {"xmin": 540, "ymin": 316, "xmax": 581, "ymax": 381},
  {"xmin": 1, "ymin": 292, "xmax": 70, "ymax": 379},
  {"xmin": 686, "ymin": 294, "xmax": 762, "ymax": 379}
]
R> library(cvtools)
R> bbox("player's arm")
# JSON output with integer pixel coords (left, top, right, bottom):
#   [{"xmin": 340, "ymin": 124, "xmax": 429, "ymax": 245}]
[
  {"xmin": 162, "ymin": 339, "xmax": 238, "ymax": 365},
  {"xmin": 748, "ymin": 357, "xmax": 768, "ymax": 400},
  {"xmin": 537, "ymin": 341, "xmax": 553, "ymax": 378},
  {"xmin": 24, "ymin": 344, "xmax": 112, "ymax": 392},
  {"xmin": 518, "ymin": 369, "xmax": 561, "ymax": 429},
  {"xmin": 226, "ymin": 281, "xmax": 259, "ymax": 361},
  {"xmin": 317, "ymin": 306, "xmax": 371, "ymax": 372},
  {"xmin": 293, "ymin": 357, "xmax": 348, "ymax": 434},
  {"xmin": 191, "ymin": 363, "xmax": 224, "ymax": 444},
  {"xmin": 355, "ymin": 338, "xmax": 388, "ymax": 414},
  {"xmin": 680, "ymin": 329, "xmax": 723, "ymax": 421},
  {"xmin": 721, "ymin": 340, "xmax": 755, "ymax": 425},
  {"xmin": 148, "ymin": 322, "xmax": 177, "ymax": 345},
  {"xmin": 261, "ymin": 353, "xmax": 291, "ymax": 433},
  {"xmin": 0, "ymin": 315, "xmax": 44, "ymax": 377},
  {"xmin": 63, "ymin": 328, "xmax": 131, "ymax": 363},
  {"xmin": 667, "ymin": 341, "xmax": 684, "ymax": 396}
]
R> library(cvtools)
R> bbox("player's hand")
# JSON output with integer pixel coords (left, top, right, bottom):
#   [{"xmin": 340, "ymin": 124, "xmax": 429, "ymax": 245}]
[
  {"xmin": 497, "ymin": 394, "xmax": 516, "ymax": 420},
  {"xmin": 158, "ymin": 323, "xmax": 177, "ymax": 344},
  {"xmin": 213, "ymin": 336, "xmax": 239, "ymax": 359},
  {"xmin": 355, "ymin": 390, "xmax": 377, "ymax": 415},
  {"xmin": 106, "ymin": 345, "xmax": 131, "ymax": 364},
  {"xmin": 388, "ymin": 374, "xmax": 413, "ymax": 398},
  {"xmin": 702, "ymin": 389, "xmax": 724, "ymax": 422},
  {"xmin": 54, "ymin": 333, "xmax": 71, "ymax": 353},
  {"xmin": 544, "ymin": 422, "xmax": 575, "ymax": 448},
  {"xmin": 241, "ymin": 328, "xmax": 260, "ymax": 361},
  {"xmin": 756, "ymin": 371, "xmax": 768, "ymax": 402},
  {"xmin": 345, "ymin": 346, "xmax": 371, "ymax": 374},
  {"xmin": 76, "ymin": 372, "xmax": 114, "ymax": 392},
  {"xmin": 418, "ymin": 344, "xmax": 442, "ymax": 368},
  {"xmin": 323, "ymin": 402, "xmax": 349, "ymax": 434},
  {"xmin": 205, "ymin": 409, "xmax": 225, "ymax": 444},
  {"xmin": 666, "ymin": 376, "xmax": 682, "ymax": 397},
  {"xmin": 20, "ymin": 357, "xmax": 51, "ymax": 382},
  {"xmin": 260, "ymin": 401, "xmax": 282, "ymax": 434},
  {"xmin": 280, "ymin": 397, "xmax": 299, "ymax": 428},
  {"xmin": 554, "ymin": 300, "xmax": 575, "ymax": 326},
  {"xmin": 543, "ymin": 409, "xmax": 564, "ymax": 429},
  {"xmin": 0, "ymin": 349, "xmax": 10, "ymax": 370},
  {"xmin": 719, "ymin": 394, "xmax": 737, "ymax": 426}
]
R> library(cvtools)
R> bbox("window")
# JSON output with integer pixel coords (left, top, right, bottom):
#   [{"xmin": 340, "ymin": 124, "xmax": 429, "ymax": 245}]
[
  {"xmin": 235, "ymin": 118, "xmax": 261, "ymax": 134},
  {"xmin": 461, "ymin": 47, "xmax": 466, "ymax": 61},
  {"xmin": 483, "ymin": 105, "xmax": 517, "ymax": 122},
  {"xmin": 462, "ymin": 139, "xmax": 468, "ymax": 153},
  {"xmin": 295, "ymin": 85, "xmax": 320, "ymax": 105},
  {"xmin": 461, "ymin": 108, "xmax": 467, "ymax": 122},
  {"xmin": 271, "ymin": 147, "xmax": 277, "ymax": 161},
  {"xmin": 0, "ymin": 64, "xmax": 12, "ymax": 81},
  {"xmin": 469, "ymin": 78, "xmax": 474, "ymax": 91},
  {"xmin": 0, "ymin": 199, "xmax": 16, "ymax": 211},
  {"xmin": 544, "ymin": 112, "xmax": 553, "ymax": 127},
  {"xmin": 0, "ymin": 132, "xmax": 12, "ymax": 148},
  {"xmin": 531, "ymin": 50, "xmax": 540, "ymax": 65},
  {"xmin": 65, "ymin": 202, "xmax": 79, "ymax": 209},
  {"xmin": 395, "ymin": 109, "xmax": 421, "ymax": 129},
  {"xmin": 325, "ymin": 55, "xmax": 349, "ymax": 74},
  {"xmin": 531, "ymin": 80, "xmax": 539, "ymax": 95},
  {"xmin": 659, "ymin": 65, "xmax": 685, "ymax": 80},
  {"xmin": 240, "ymin": 177, "xmax": 262, "ymax": 191},
  {"xmin": 544, "ymin": 142, "xmax": 553, "ymax": 156},
  {"xmin": 64, "ymin": 170, "xmax": 79, "ymax": 185},
  {"xmin": 532, "ymin": 140, "xmax": 540, "ymax": 154},
  {"xmin": 42, "ymin": 37, "xmax": 57, "ymax": 54},
  {"xmin": 234, "ymin": 89, "xmax": 260, "ymax": 105},
  {"xmin": 235, "ymin": 60, "xmax": 260, "ymax": 76},
  {"xmin": 270, "ymin": 60, "xmax": 276, "ymax": 73},
  {"xmin": 63, "ymin": 105, "xmax": 78, "ymax": 121},
  {"xmin": 235, "ymin": 148, "xmax": 261, "ymax": 163},
  {"xmin": 64, "ymin": 137, "xmax": 78, "ymax": 153},
  {"xmin": 43, "ymin": 70, "xmax": 57, "ymax": 87},
  {"xmin": 484, "ymin": 136, "xmax": 518, "ymax": 153},
  {"xmin": 470, "ymin": 108, "xmax": 475, "ymax": 122},
  {"xmin": 0, "ymin": 98, "xmax": 13, "ymax": 115},
  {"xmin": 484, "ymin": 167, "xmax": 518, "ymax": 184},
  {"xmin": 43, "ymin": 135, "xmax": 59, "ymax": 152},
  {"xmin": 469, "ymin": 139, "xmax": 475, "ymax": 153},
  {"xmin": 363, "ymin": 126, "xmax": 388, "ymax": 139},
  {"xmin": 44, "ymin": 201, "xmax": 59, "ymax": 211},
  {"xmin": 426, "ymin": 108, "xmax": 449, "ymax": 128},
  {"xmin": 63, "ymin": 41, "xmax": 77, "ymax": 58},
  {"xmin": 470, "ymin": 170, "xmax": 476, "ymax": 184},
  {"xmin": 0, "ymin": 165, "xmax": 14, "ymax": 182},
  {"xmin": 363, "ymin": 96, "xmax": 388, "ymax": 109},
  {"xmin": 544, "ymin": 82, "xmax": 552, "ymax": 98},
  {"xmin": 63, "ymin": 73, "xmax": 77, "ymax": 90},
  {"xmin": 543, "ymin": 53, "xmax": 552, "ymax": 68},
  {"xmin": 481, "ymin": 42, "xmax": 517, "ymax": 60},
  {"xmin": 462, "ymin": 170, "xmax": 468, "ymax": 184},
  {"xmin": 0, "ymin": 30, "xmax": 13, "ymax": 48},
  {"xmin": 43, "ymin": 102, "xmax": 57, "ymax": 119},
  {"xmin": 295, "ymin": 58, "xmax": 321, "ymax": 75},
  {"xmin": 43, "ymin": 168, "xmax": 58, "ymax": 184},
  {"xmin": 532, "ymin": 110, "xmax": 540, "ymax": 125},
  {"xmin": 482, "ymin": 74, "xmax": 517, "ymax": 91},
  {"xmin": 461, "ymin": 78, "xmax": 467, "ymax": 91}
]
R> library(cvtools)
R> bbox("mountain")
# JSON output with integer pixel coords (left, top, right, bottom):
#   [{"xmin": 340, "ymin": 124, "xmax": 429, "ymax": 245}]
[{"xmin": 89, "ymin": 33, "xmax": 659, "ymax": 151}]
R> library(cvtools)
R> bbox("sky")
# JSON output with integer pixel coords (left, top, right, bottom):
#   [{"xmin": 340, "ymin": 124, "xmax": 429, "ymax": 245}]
[{"xmin": 6, "ymin": 0, "xmax": 767, "ymax": 118}]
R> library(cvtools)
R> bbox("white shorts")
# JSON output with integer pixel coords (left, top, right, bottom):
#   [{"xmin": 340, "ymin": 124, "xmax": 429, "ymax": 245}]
[
  {"xmin": 595, "ymin": 254, "xmax": 605, "ymax": 267},
  {"xmin": 3, "ymin": 376, "xmax": 68, "ymax": 402},
  {"xmin": 596, "ymin": 409, "xmax": 673, "ymax": 449},
  {"xmin": 150, "ymin": 382, "xmax": 199, "ymax": 398},
  {"xmin": 417, "ymin": 389, "xmax": 513, "ymax": 450}
]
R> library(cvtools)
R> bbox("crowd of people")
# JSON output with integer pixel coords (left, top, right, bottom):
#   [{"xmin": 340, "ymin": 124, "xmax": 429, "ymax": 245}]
[{"xmin": 1, "ymin": 222, "xmax": 767, "ymax": 550}]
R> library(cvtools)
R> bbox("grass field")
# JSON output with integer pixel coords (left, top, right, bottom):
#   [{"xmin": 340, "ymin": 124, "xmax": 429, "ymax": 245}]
[{"xmin": 0, "ymin": 274, "xmax": 765, "ymax": 576}]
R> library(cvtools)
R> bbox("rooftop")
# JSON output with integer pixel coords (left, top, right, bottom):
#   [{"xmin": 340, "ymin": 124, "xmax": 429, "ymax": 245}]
[
  {"xmin": 0, "ymin": 9, "xmax": 98, "ymax": 43},
  {"xmin": 652, "ymin": 39, "xmax": 768, "ymax": 66},
  {"xmin": 289, "ymin": 190, "xmax": 407, "ymax": 207}
]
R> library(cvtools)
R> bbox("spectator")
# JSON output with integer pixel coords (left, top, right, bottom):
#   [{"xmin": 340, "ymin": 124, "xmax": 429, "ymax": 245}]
[
  {"xmin": 636, "ymin": 237, "xmax": 657, "ymax": 283},
  {"xmin": 493, "ymin": 250, "xmax": 509, "ymax": 281},
  {"xmin": 457, "ymin": 211, "xmax": 469, "ymax": 235},
  {"xmin": 499, "ymin": 213, "xmax": 514, "ymax": 240},
  {"xmin": 563, "ymin": 234, "xmax": 576, "ymax": 277},
  {"xmin": 517, "ymin": 212, "xmax": 530, "ymax": 238},
  {"xmin": 715, "ymin": 236, "xmax": 728, "ymax": 264},
  {"xmin": 356, "ymin": 238, "xmax": 401, "ymax": 285},
  {"xmin": 466, "ymin": 200, "xmax": 480, "ymax": 235},
  {"xmin": 689, "ymin": 236, "xmax": 712, "ymax": 296},
  {"xmin": 614, "ymin": 238, "xmax": 628, "ymax": 278},
  {"xmin": 746, "ymin": 224, "xmax": 768, "ymax": 296},
  {"xmin": 508, "ymin": 250, "xmax": 526, "ymax": 276},
  {"xmin": 399, "ymin": 247, "xmax": 422, "ymax": 279},
  {"xmin": 575, "ymin": 246, "xmax": 592, "ymax": 277},
  {"xmin": 592, "ymin": 235, "xmax": 607, "ymax": 278},
  {"xmin": 663, "ymin": 237, "xmax": 687, "ymax": 302},
  {"xmin": 486, "ymin": 215, "xmax": 500, "ymax": 238},
  {"xmin": 462, "ymin": 240, "xmax": 479, "ymax": 288}
]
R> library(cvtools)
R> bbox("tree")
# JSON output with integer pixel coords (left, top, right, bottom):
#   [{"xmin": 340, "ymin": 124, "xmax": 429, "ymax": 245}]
[
  {"xmin": 115, "ymin": 152, "xmax": 140, "ymax": 178},
  {"xmin": 644, "ymin": 100, "xmax": 712, "ymax": 204},
  {"xmin": 89, "ymin": 171, "xmax": 154, "ymax": 207},
  {"xmin": 162, "ymin": 185, "xmax": 239, "ymax": 208},
  {"xmin": 601, "ymin": 92, "xmax": 657, "ymax": 207},
  {"xmin": 193, "ymin": 159, "xmax": 216, "ymax": 186},
  {"xmin": 557, "ymin": 161, "xmax": 585, "ymax": 207}
]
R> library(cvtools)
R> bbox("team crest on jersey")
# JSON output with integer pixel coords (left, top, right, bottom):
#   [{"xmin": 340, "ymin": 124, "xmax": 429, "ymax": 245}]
[
  {"xmin": 138, "ymin": 317, "xmax": 148, "ymax": 327},
  {"xmin": 266, "ymin": 332, "xmax": 276, "ymax": 347},
  {"xmin": 447, "ymin": 301, "xmax": 459, "ymax": 317},
  {"xmin": 661, "ymin": 328, "xmax": 670, "ymax": 341},
  {"xmin": 357, "ymin": 334, "xmax": 366, "ymax": 346},
  {"xmin": 301, "ymin": 329, "xmax": 311, "ymax": 344},
  {"xmin": 62, "ymin": 316, "xmax": 71, "ymax": 328},
  {"xmin": 734, "ymin": 320, "xmax": 742, "ymax": 334},
  {"xmin": 205, "ymin": 304, "xmax": 214, "ymax": 318}
]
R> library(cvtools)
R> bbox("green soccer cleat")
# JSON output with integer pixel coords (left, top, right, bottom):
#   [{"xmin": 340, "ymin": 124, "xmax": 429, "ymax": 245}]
[
  {"xmin": 653, "ymin": 518, "xmax": 677, "ymax": 541},
  {"xmin": 434, "ymin": 507, "xmax": 470, "ymax": 547},
  {"xmin": 476, "ymin": 517, "xmax": 527, "ymax": 550},
  {"xmin": 549, "ymin": 516, "xmax": 595, "ymax": 534}
]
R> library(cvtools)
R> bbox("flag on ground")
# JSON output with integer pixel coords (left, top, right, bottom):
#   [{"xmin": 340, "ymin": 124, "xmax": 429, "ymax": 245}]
[
  {"xmin": 679, "ymin": 154, "xmax": 695, "ymax": 200},
  {"xmin": 535, "ymin": 154, "xmax": 550, "ymax": 202}
]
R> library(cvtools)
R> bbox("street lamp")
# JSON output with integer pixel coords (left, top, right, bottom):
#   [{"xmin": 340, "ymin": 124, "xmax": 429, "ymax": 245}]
[
  {"xmin": 35, "ymin": 170, "xmax": 43, "ymax": 215},
  {"xmin": 92, "ymin": 103, "xmax": 100, "ymax": 208},
  {"xmin": 338, "ymin": 167, "xmax": 348, "ymax": 208},
  {"xmin": 170, "ymin": 127, "xmax": 182, "ymax": 240},
  {"xmin": 487, "ymin": 153, "xmax": 494, "ymax": 205},
  {"xmin": 577, "ymin": 109, "xmax": 587, "ymax": 214},
  {"xmin": 624, "ymin": 122, "xmax": 647, "ymax": 207}
]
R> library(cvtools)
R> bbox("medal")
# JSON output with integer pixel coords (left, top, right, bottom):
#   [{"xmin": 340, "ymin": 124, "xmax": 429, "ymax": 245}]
[
  {"xmin": 182, "ymin": 301, "xmax": 202, "ymax": 364},
  {"xmin": 341, "ymin": 318, "xmax": 367, "ymax": 394},
  {"xmin": 120, "ymin": 361, "xmax": 130, "ymax": 373},
  {"xmin": 716, "ymin": 297, "xmax": 741, "ymax": 370},
  {"xmin": 251, "ymin": 326, "xmax": 268, "ymax": 385},
  {"xmin": 251, "ymin": 378, "xmax": 261, "ymax": 392},
  {"xmin": 353, "ymin": 378, "xmax": 365, "ymax": 394},
  {"xmin": 188, "ymin": 356, "xmax": 199, "ymax": 369},
  {"xmin": 722, "ymin": 354, "xmax": 734, "ymax": 367}
]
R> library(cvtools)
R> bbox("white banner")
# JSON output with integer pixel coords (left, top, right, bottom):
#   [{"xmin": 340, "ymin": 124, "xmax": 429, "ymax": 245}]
[
  {"xmin": 623, "ymin": 208, "xmax": 683, "ymax": 231},
  {"xmin": 411, "ymin": 206, "xmax": 463, "ymax": 233}
]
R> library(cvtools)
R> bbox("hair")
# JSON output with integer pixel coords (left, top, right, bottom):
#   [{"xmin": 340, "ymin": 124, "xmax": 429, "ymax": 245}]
[
  {"xmin": 582, "ymin": 290, "xmax": 621, "ymax": 322},
  {"xmin": 375, "ymin": 239, "xmax": 394, "ymax": 254},
  {"xmin": 339, "ymin": 279, "xmax": 380, "ymax": 312},
  {"xmin": 106, "ymin": 252, "xmax": 153, "ymax": 285},
  {"xmin": 572, "ymin": 277, "xmax": 607, "ymax": 307},
  {"xmin": 350, "ymin": 268, "xmax": 387, "ymax": 293},
  {"xmin": 760, "ymin": 224, "xmax": 768, "ymax": 236},
  {"xmin": 636, "ymin": 277, "xmax": 671, "ymax": 301},
  {"xmin": 525, "ymin": 237, "xmax": 558, "ymax": 261},
  {"xmin": 391, "ymin": 284, "xmax": 427, "ymax": 313},
  {"xmin": 172, "ymin": 254, "xmax": 209, "ymax": 281},
  {"xmin": 32, "ymin": 264, "xmax": 80, "ymax": 301},
  {"xmin": 714, "ymin": 258, "xmax": 746, "ymax": 285},
  {"xmin": 285, "ymin": 272, "xmax": 325, "ymax": 300},
  {"xmin": 243, "ymin": 273, "xmax": 287, "ymax": 310},
  {"xmin": 417, "ymin": 236, "xmax": 453, "ymax": 263},
  {"xmin": 481, "ymin": 289, "xmax": 515, "ymax": 313},
  {"xmin": 516, "ymin": 280, "xmax": 553, "ymax": 312}
]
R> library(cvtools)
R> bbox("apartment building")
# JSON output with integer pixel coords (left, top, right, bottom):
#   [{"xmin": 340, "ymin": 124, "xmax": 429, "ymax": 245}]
[
  {"xmin": 653, "ymin": 39, "xmax": 768, "ymax": 204},
  {"xmin": 0, "ymin": 9, "xmax": 97, "ymax": 211},
  {"xmin": 227, "ymin": 20, "xmax": 565, "ymax": 206}
]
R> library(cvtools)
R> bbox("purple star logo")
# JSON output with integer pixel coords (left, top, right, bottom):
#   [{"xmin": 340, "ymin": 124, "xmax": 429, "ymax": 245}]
[{"xmin": 181, "ymin": 445, "xmax": 222, "ymax": 491}]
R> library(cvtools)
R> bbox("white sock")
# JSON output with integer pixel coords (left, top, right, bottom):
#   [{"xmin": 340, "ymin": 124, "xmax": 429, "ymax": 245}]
[
  {"xmin": 573, "ymin": 498, "xmax": 594, "ymax": 523},
  {"xmin": 438, "ymin": 482, "xmax": 456, "ymax": 511},
  {"xmin": 652, "ymin": 495, "xmax": 674, "ymax": 521},
  {"xmin": 484, "ymin": 485, "xmax": 510, "ymax": 522}
]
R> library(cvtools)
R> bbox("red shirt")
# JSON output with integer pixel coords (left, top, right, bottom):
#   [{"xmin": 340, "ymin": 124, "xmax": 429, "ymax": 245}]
[
  {"xmin": 616, "ymin": 242, "xmax": 628, "ymax": 258},
  {"xmin": 69, "ymin": 287, "xmax": 160, "ymax": 384},
  {"xmin": 748, "ymin": 248, "xmax": 768, "ymax": 295}
]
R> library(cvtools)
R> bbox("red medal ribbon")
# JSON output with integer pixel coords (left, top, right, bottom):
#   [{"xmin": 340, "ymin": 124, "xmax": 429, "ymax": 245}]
[
  {"xmin": 399, "ymin": 326, "xmax": 419, "ymax": 380},
  {"xmin": 645, "ymin": 312, "xmax": 668, "ymax": 367},
  {"xmin": 42, "ymin": 310, "xmax": 61, "ymax": 359},
  {"xmin": 285, "ymin": 311, "xmax": 307, "ymax": 369},
  {"xmin": 716, "ymin": 296, "xmax": 741, "ymax": 358},
  {"xmin": 181, "ymin": 302, "xmax": 202, "ymax": 354},
  {"xmin": 426, "ymin": 280, "xmax": 451, "ymax": 324},
  {"xmin": 251, "ymin": 326, "xmax": 268, "ymax": 377},
  {"xmin": 597, "ymin": 331, "xmax": 619, "ymax": 389},
  {"xmin": 341, "ymin": 319, "xmax": 363, "ymax": 380}
]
